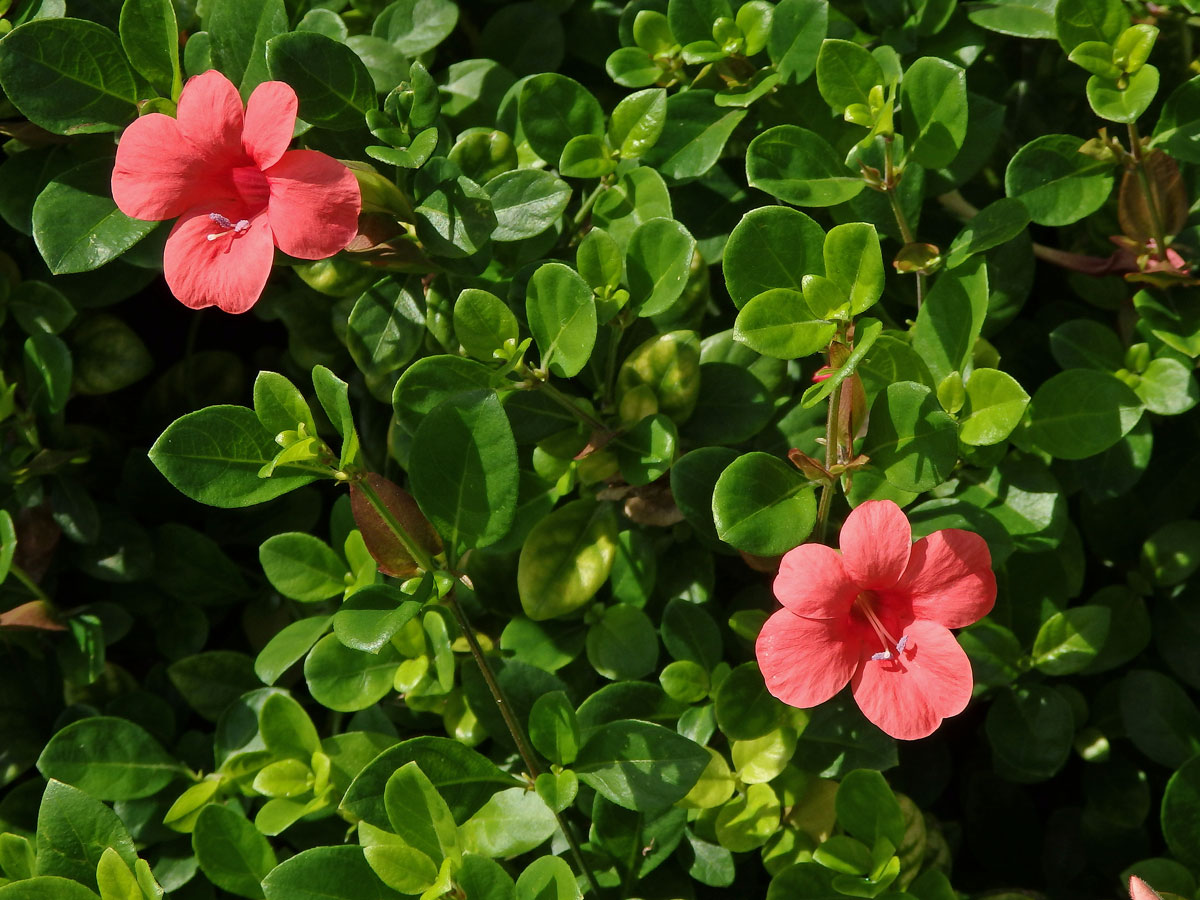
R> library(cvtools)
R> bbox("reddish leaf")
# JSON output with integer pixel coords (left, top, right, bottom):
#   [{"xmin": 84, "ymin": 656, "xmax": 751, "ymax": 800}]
[{"xmin": 350, "ymin": 473, "xmax": 442, "ymax": 577}]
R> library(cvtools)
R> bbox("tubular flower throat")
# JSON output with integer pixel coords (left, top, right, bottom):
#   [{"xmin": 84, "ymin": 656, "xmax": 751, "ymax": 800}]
[
  {"xmin": 111, "ymin": 70, "xmax": 361, "ymax": 313},
  {"xmin": 755, "ymin": 499, "xmax": 996, "ymax": 741}
]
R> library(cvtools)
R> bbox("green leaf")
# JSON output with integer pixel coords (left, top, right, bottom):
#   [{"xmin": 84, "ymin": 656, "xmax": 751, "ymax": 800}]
[
  {"xmin": 641, "ymin": 89, "xmax": 746, "ymax": 180},
  {"xmin": 1055, "ymin": 0, "xmax": 1126, "ymax": 52},
  {"xmin": 815, "ymin": 38, "xmax": 883, "ymax": 114},
  {"xmin": 1086, "ymin": 65, "xmax": 1159, "ymax": 124},
  {"xmin": 900, "ymin": 57, "xmax": 967, "ymax": 169},
  {"xmin": 347, "ymin": 278, "xmax": 425, "ymax": 380},
  {"xmin": 95, "ymin": 847, "xmax": 141, "ymax": 900},
  {"xmin": 1026, "ymin": 369, "xmax": 1144, "ymax": 459},
  {"xmin": 525, "ymin": 262, "xmax": 596, "ymax": 378},
  {"xmin": 559, "ymin": 133, "xmax": 615, "ymax": 178},
  {"xmin": 168, "ymin": 651, "xmax": 259, "ymax": 722},
  {"xmin": 23, "ymin": 332, "xmax": 72, "ymax": 416},
  {"xmin": 1163, "ymin": 756, "xmax": 1200, "ymax": 869},
  {"xmin": 591, "ymin": 166, "xmax": 673, "ymax": 249},
  {"xmin": 714, "ymin": 662, "xmax": 784, "ymax": 740},
  {"xmin": 266, "ymin": 31, "xmax": 376, "ymax": 130},
  {"xmin": 1069, "ymin": 40, "xmax": 1122, "ymax": 79},
  {"xmin": 262, "ymin": 846, "xmax": 405, "ymax": 900},
  {"xmin": 608, "ymin": 88, "xmax": 668, "ymax": 159},
  {"xmin": 574, "ymin": 719, "xmax": 709, "ymax": 812},
  {"xmin": 192, "ymin": 804, "xmax": 276, "ymax": 899},
  {"xmin": 714, "ymin": 781, "xmax": 781, "ymax": 851},
  {"xmin": 304, "ymin": 633, "xmax": 400, "ymax": 712},
  {"xmin": 519, "ymin": 499, "xmax": 619, "ymax": 621},
  {"xmin": 341, "ymin": 736, "xmax": 521, "ymax": 828},
  {"xmin": 361, "ymin": 837, "xmax": 438, "ymax": 895},
  {"xmin": 515, "ymin": 856, "xmax": 580, "ymax": 900},
  {"xmin": 1135, "ymin": 357, "xmax": 1199, "ymax": 416},
  {"xmin": 529, "ymin": 691, "xmax": 580, "ymax": 766},
  {"xmin": 613, "ymin": 413, "xmax": 678, "ymax": 486},
  {"xmin": 711, "ymin": 452, "xmax": 817, "ymax": 555},
  {"xmin": 119, "ymin": 0, "xmax": 180, "ymax": 97},
  {"xmin": 255, "ymin": 617, "xmax": 332, "ymax": 685},
  {"xmin": 335, "ymin": 586, "xmax": 423, "ymax": 654},
  {"xmin": 392, "ymin": 355, "xmax": 496, "ymax": 435},
  {"xmin": 1033, "ymin": 606, "xmax": 1112, "ymax": 678},
  {"xmin": 746, "ymin": 125, "xmax": 865, "ymax": 207},
  {"xmin": 150, "ymin": 405, "xmax": 323, "ymax": 507},
  {"xmin": 1005, "ymin": 134, "xmax": 1116, "ymax": 226},
  {"xmin": 835, "ymin": 770, "xmax": 905, "ymax": 846},
  {"xmin": 800, "ymin": 318, "xmax": 882, "ymax": 408},
  {"xmin": 37, "ymin": 718, "xmax": 181, "ymax": 800},
  {"xmin": 518, "ymin": 73, "xmax": 604, "ymax": 164},
  {"xmin": 733, "ymin": 289, "xmax": 835, "ymax": 359},
  {"xmin": 768, "ymin": 0, "xmax": 827, "ymax": 85},
  {"xmin": 861, "ymin": 381, "xmax": 959, "ymax": 493},
  {"xmin": 984, "ymin": 685, "xmax": 1074, "ymax": 782},
  {"xmin": 967, "ymin": 0, "xmax": 1057, "ymax": 38},
  {"xmin": 723, "ymin": 206, "xmax": 826, "ymax": 309},
  {"xmin": 253, "ymin": 371, "xmax": 318, "ymax": 438},
  {"xmin": 626, "ymin": 217, "xmax": 696, "ymax": 317},
  {"xmin": 1123, "ymin": 670, "xmax": 1200, "ymax": 769},
  {"xmin": 32, "ymin": 159, "xmax": 156, "ymax": 275},
  {"xmin": 410, "ymin": 390, "xmax": 518, "ymax": 553},
  {"xmin": 959, "ymin": 368, "xmax": 1030, "ymax": 446},
  {"xmin": 35, "ymin": 780, "xmax": 137, "ymax": 891},
  {"xmin": 260, "ymin": 533, "xmax": 348, "ymax": 603},
  {"xmin": 945, "ymin": 198, "xmax": 1031, "ymax": 270},
  {"xmin": 460, "ymin": 788, "xmax": 558, "ymax": 858},
  {"xmin": 587, "ymin": 604, "xmax": 660, "ymax": 681},
  {"xmin": 0, "ymin": 877, "xmax": 102, "ymax": 899},
  {"xmin": 384, "ymin": 762, "xmax": 459, "ymax": 864},
  {"xmin": 1048, "ymin": 319, "xmax": 1125, "ymax": 370},
  {"xmin": 208, "ymin": 0, "xmax": 287, "ymax": 94},
  {"xmin": 824, "ymin": 223, "xmax": 883, "ymax": 315},
  {"xmin": 453, "ymin": 289, "xmax": 519, "ymax": 361},
  {"xmin": 485, "ymin": 170, "xmax": 572, "ymax": 242},
  {"xmin": 0, "ymin": 18, "xmax": 138, "ymax": 134},
  {"xmin": 670, "ymin": 447, "xmax": 739, "ymax": 545},
  {"xmin": 669, "ymin": 0, "xmax": 732, "ymax": 44},
  {"xmin": 911, "ymin": 256, "xmax": 989, "ymax": 384},
  {"xmin": 1151, "ymin": 75, "xmax": 1200, "ymax": 163},
  {"xmin": 373, "ymin": 0, "xmax": 459, "ymax": 56}
]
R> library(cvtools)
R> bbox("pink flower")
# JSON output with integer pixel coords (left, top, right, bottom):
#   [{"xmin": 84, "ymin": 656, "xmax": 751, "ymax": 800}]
[
  {"xmin": 755, "ymin": 500, "xmax": 995, "ymax": 740},
  {"xmin": 111, "ymin": 70, "xmax": 361, "ymax": 313},
  {"xmin": 1130, "ymin": 876, "xmax": 1162, "ymax": 900}
]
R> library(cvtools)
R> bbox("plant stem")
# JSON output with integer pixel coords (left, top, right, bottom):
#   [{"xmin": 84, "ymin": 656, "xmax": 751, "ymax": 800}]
[
  {"xmin": 517, "ymin": 364, "xmax": 608, "ymax": 433},
  {"xmin": 353, "ymin": 480, "xmax": 603, "ymax": 898},
  {"xmin": 883, "ymin": 138, "xmax": 926, "ymax": 306},
  {"xmin": 814, "ymin": 357, "xmax": 844, "ymax": 545},
  {"xmin": 1127, "ymin": 121, "xmax": 1170, "ymax": 262},
  {"xmin": 10, "ymin": 563, "xmax": 51, "ymax": 605},
  {"xmin": 572, "ymin": 181, "xmax": 608, "ymax": 230}
]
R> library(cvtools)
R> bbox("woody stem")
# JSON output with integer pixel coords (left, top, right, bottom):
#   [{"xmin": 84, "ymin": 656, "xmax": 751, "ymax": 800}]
[{"xmin": 1127, "ymin": 122, "xmax": 1170, "ymax": 262}]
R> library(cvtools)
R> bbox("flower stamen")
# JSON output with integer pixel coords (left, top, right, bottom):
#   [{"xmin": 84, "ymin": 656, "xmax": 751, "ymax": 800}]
[
  {"xmin": 206, "ymin": 212, "xmax": 251, "ymax": 242},
  {"xmin": 856, "ymin": 591, "xmax": 909, "ymax": 662}
]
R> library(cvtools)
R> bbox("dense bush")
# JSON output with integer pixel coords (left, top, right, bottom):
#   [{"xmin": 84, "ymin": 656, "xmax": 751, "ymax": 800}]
[{"xmin": 2, "ymin": 0, "xmax": 1200, "ymax": 899}]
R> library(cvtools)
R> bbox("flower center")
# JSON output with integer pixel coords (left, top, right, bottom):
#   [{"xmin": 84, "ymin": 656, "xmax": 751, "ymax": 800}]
[
  {"xmin": 854, "ymin": 591, "xmax": 910, "ymax": 662},
  {"xmin": 231, "ymin": 165, "xmax": 270, "ymax": 211},
  {"xmin": 206, "ymin": 212, "xmax": 251, "ymax": 245}
]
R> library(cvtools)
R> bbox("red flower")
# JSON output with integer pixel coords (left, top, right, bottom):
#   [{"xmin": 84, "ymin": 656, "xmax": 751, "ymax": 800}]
[
  {"xmin": 111, "ymin": 70, "xmax": 361, "ymax": 313},
  {"xmin": 755, "ymin": 500, "xmax": 995, "ymax": 740}
]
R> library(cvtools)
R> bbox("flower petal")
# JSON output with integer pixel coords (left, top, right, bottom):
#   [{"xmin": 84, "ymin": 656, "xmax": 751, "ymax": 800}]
[
  {"xmin": 756, "ymin": 609, "xmax": 861, "ymax": 709},
  {"xmin": 1129, "ymin": 876, "xmax": 1163, "ymax": 900},
  {"xmin": 112, "ymin": 114, "xmax": 226, "ymax": 220},
  {"xmin": 840, "ymin": 500, "xmax": 912, "ymax": 589},
  {"xmin": 163, "ymin": 204, "xmax": 275, "ymax": 313},
  {"xmin": 176, "ymin": 70, "xmax": 244, "ymax": 161},
  {"xmin": 773, "ymin": 542, "xmax": 858, "ymax": 619},
  {"xmin": 850, "ymin": 619, "xmax": 974, "ymax": 740},
  {"xmin": 898, "ymin": 529, "xmax": 996, "ymax": 629},
  {"xmin": 243, "ymin": 81, "xmax": 298, "ymax": 169},
  {"xmin": 264, "ymin": 150, "xmax": 361, "ymax": 259}
]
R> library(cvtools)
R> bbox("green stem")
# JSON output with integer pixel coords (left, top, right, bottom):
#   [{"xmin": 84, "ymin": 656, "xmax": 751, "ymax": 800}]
[
  {"xmin": 814, "ymin": 350, "xmax": 844, "ymax": 545},
  {"xmin": 883, "ymin": 139, "xmax": 926, "ymax": 307},
  {"xmin": 352, "ymin": 481, "xmax": 603, "ymax": 898},
  {"xmin": 572, "ymin": 181, "xmax": 608, "ymax": 230},
  {"xmin": 1128, "ymin": 121, "xmax": 1170, "ymax": 262},
  {"xmin": 518, "ymin": 364, "xmax": 608, "ymax": 433},
  {"xmin": 10, "ymin": 563, "xmax": 51, "ymax": 605},
  {"xmin": 602, "ymin": 321, "xmax": 625, "ymax": 411}
]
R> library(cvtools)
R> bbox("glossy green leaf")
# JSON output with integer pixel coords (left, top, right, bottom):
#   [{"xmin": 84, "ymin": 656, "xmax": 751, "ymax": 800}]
[
  {"xmin": 768, "ymin": 0, "xmax": 827, "ymax": 85},
  {"xmin": 519, "ymin": 500, "xmax": 619, "ymax": 621},
  {"xmin": 347, "ymin": 279, "xmax": 425, "ymax": 380},
  {"xmin": 0, "ymin": 18, "xmax": 138, "ymax": 134},
  {"xmin": 207, "ymin": 0, "xmax": 287, "ymax": 93},
  {"xmin": 900, "ymin": 57, "xmax": 967, "ymax": 169},
  {"xmin": 1005, "ymin": 134, "xmax": 1116, "ymax": 226},
  {"xmin": 1032, "ymin": 606, "xmax": 1111, "ymax": 675},
  {"xmin": 967, "ymin": 0, "xmax": 1056, "ymax": 38},
  {"xmin": 945, "ymin": 198, "xmax": 1031, "ymax": 269},
  {"xmin": 1026, "ymin": 370, "xmax": 1144, "ymax": 459},
  {"xmin": 861, "ymin": 382, "xmax": 959, "ymax": 493},
  {"xmin": 609, "ymin": 88, "xmax": 668, "ymax": 159},
  {"xmin": 460, "ymin": 788, "xmax": 558, "ymax": 858},
  {"xmin": 723, "ymin": 206, "xmax": 826, "ymax": 309},
  {"xmin": 529, "ymin": 691, "xmax": 580, "ymax": 766},
  {"xmin": 1135, "ymin": 358, "xmax": 1199, "ymax": 416},
  {"xmin": 911, "ymin": 256, "xmax": 989, "ymax": 384},
  {"xmin": 613, "ymin": 413, "xmax": 678, "ymax": 486},
  {"xmin": 1163, "ymin": 756, "xmax": 1200, "ymax": 869},
  {"xmin": 824, "ymin": 223, "xmax": 884, "ymax": 315},
  {"xmin": 959, "ymin": 368, "xmax": 1030, "ymax": 446},
  {"xmin": 384, "ymin": 762, "xmax": 459, "ymax": 864},
  {"xmin": 1086, "ymin": 66, "xmax": 1159, "ymax": 124},
  {"xmin": 1122, "ymin": 668, "xmax": 1200, "ymax": 767},
  {"xmin": 32, "ymin": 159, "xmax": 157, "ymax": 275},
  {"xmin": 1152, "ymin": 75, "xmax": 1200, "ymax": 163},
  {"xmin": 815, "ymin": 38, "xmax": 883, "ymax": 114},
  {"xmin": 168, "ymin": 651, "xmax": 259, "ymax": 722},
  {"xmin": 373, "ymin": 0, "xmax": 458, "ymax": 56},
  {"xmin": 626, "ymin": 217, "xmax": 696, "ymax": 317},
  {"xmin": 733, "ymin": 289, "xmax": 835, "ymax": 359},
  {"xmin": 260, "ymin": 533, "xmax": 347, "ymax": 603},
  {"xmin": 515, "ymin": 856, "xmax": 579, "ymax": 900},
  {"xmin": 712, "ymin": 452, "xmax": 817, "ymax": 555},
  {"xmin": 192, "ymin": 804, "xmax": 276, "ymax": 899},
  {"xmin": 266, "ymin": 31, "xmax": 375, "ymax": 129},
  {"xmin": 642, "ymin": 90, "xmax": 746, "ymax": 180},
  {"xmin": 746, "ymin": 125, "xmax": 865, "ymax": 207},
  {"xmin": 518, "ymin": 73, "xmax": 604, "ymax": 164},
  {"xmin": 253, "ymin": 371, "xmax": 319, "ymax": 438},
  {"xmin": 485, "ymin": 170, "xmax": 571, "ymax": 242},
  {"xmin": 984, "ymin": 685, "xmax": 1074, "ymax": 782},
  {"xmin": 303, "ymin": 633, "xmax": 400, "ymax": 712},
  {"xmin": 587, "ymin": 604, "xmax": 660, "ymax": 681},
  {"xmin": 35, "ymin": 780, "xmax": 137, "ymax": 890},
  {"xmin": 0, "ymin": 877, "xmax": 102, "ymax": 899},
  {"xmin": 119, "ymin": 0, "xmax": 180, "ymax": 97},
  {"xmin": 37, "ymin": 718, "xmax": 181, "ymax": 800},
  {"xmin": 453, "ymin": 289, "xmax": 518, "ymax": 362},
  {"xmin": 575, "ymin": 719, "xmax": 708, "ymax": 812},
  {"xmin": 262, "ymin": 846, "xmax": 405, "ymax": 900},
  {"xmin": 1055, "ymin": 0, "xmax": 1126, "ymax": 52},
  {"xmin": 526, "ymin": 262, "xmax": 597, "ymax": 378}
]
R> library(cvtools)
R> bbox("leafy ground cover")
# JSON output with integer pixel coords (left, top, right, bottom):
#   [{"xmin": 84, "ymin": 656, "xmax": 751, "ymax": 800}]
[{"xmin": 2, "ymin": 0, "xmax": 1200, "ymax": 898}]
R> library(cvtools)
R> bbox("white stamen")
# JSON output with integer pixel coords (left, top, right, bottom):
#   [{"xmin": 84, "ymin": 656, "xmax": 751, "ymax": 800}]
[
  {"xmin": 871, "ymin": 650, "xmax": 893, "ymax": 661},
  {"xmin": 896, "ymin": 635, "xmax": 909, "ymax": 652}
]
